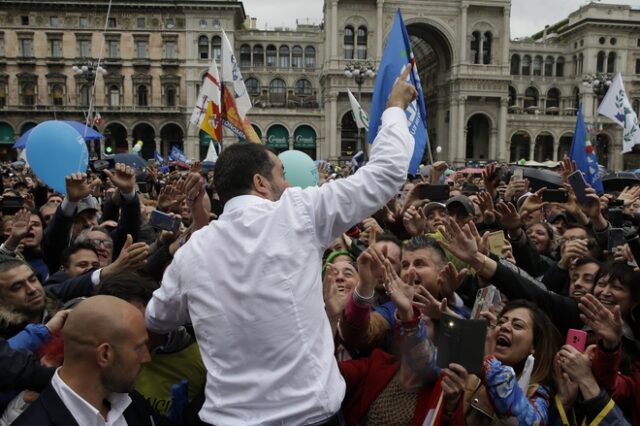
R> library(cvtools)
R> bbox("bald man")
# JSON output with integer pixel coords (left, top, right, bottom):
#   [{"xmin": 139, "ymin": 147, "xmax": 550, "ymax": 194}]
[{"xmin": 14, "ymin": 295, "xmax": 165, "ymax": 426}]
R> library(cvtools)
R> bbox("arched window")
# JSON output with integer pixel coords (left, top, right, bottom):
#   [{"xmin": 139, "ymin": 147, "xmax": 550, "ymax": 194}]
[
  {"xmin": 295, "ymin": 79, "xmax": 312, "ymax": 96},
  {"xmin": 596, "ymin": 51, "xmax": 606, "ymax": 73},
  {"xmin": 573, "ymin": 55, "xmax": 578, "ymax": 76},
  {"xmin": 357, "ymin": 26, "xmax": 367, "ymax": 60},
  {"xmin": 253, "ymin": 45, "xmax": 264, "ymax": 67},
  {"xmin": 524, "ymin": 87, "xmax": 539, "ymax": 110},
  {"xmin": 52, "ymin": 84, "xmax": 64, "ymax": 106},
  {"xmin": 79, "ymin": 84, "xmax": 90, "ymax": 107},
  {"xmin": 573, "ymin": 87, "xmax": 580, "ymax": 112},
  {"xmin": 109, "ymin": 85, "xmax": 120, "ymax": 106},
  {"xmin": 482, "ymin": 32, "xmax": 492, "ymax": 64},
  {"xmin": 305, "ymin": 46, "xmax": 316, "ymax": 68},
  {"xmin": 508, "ymin": 86, "xmax": 517, "ymax": 107},
  {"xmin": 522, "ymin": 55, "xmax": 532, "ymax": 75},
  {"xmin": 344, "ymin": 26, "xmax": 354, "ymax": 59},
  {"xmin": 165, "ymin": 85, "xmax": 176, "ymax": 107},
  {"xmin": 470, "ymin": 31, "xmax": 480, "ymax": 64},
  {"xmin": 533, "ymin": 55, "xmax": 543, "ymax": 76},
  {"xmin": 198, "ymin": 35, "xmax": 209, "ymax": 59},
  {"xmin": 269, "ymin": 78, "xmax": 286, "ymax": 106},
  {"xmin": 544, "ymin": 56, "xmax": 554, "ymax": 77},
  {"xmin": 578, "ymin": 53, "xmax": 584, "ymax": 75},
  {"xmin": 546, "ymin": 88, "xmax": 560, "ymax": 113},
  {"xmin": 245, "ymin": 78, "xmax": 260, "ymax": 96},
  {"xmin": 556, "ymin": 57, "xmax": 565, "ymax": 77},
  {"xmin": 266, "ymin": 45, "xmax": 277, "ymax": 67},
  {"xmin": 607, "ymin": 52, "xmax": 616, "ymax": 73},
  {"xmin": 239, "ymin": 44, "xmax": 251, "ymax": 67},
  {"xmin": 279, "ymin": 45, "xmax": 290, "ymax": 68},
  {"xmin": 137, "ymin": 85, "xmax": 148, "ymax": 106},
  {"xmin": 211, "ymin": 36, "xmax": 221, "ymax": 62},
  {"xmin": 292, "ymin": 45, "xmax": 303, "ymax": 68},
  {"xmin": 510, "ymin": 54, "xmax": 520, "ymax": 75}
]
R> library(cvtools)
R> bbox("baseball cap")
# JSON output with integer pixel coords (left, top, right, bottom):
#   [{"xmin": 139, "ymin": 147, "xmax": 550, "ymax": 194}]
[
  {"xmin": 445, "ymin": 195, "xmax": 474, "ymax": 217},
  {"xmin": 76, "ymin": 196, "xmax": 99, "ymax": 215},
  {"xmin": 423, "ymin": 202, "xmax": 446, "ymax": 216}
]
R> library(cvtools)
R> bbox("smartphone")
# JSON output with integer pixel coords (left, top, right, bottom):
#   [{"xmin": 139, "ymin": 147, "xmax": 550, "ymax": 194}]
[
  {"xmin": 608, "ymin": 208, "xmax": 624, "ymax": 227},
  {"xmin": 2, "ymin": 196, "xmax": 24, "ymax": 215},
  {"xmin": 419, "ymin": 184, "xmax": 450, "ymax": 201},
  {"xmin": 542, "ymin": 189, "xmax": 569, "ymax": 203},
  {"xmin": 137, "ymin": 181, "xmax": 149, "ymax": 194},
  {"xmin": 470, "ymin": 285, "xmax": 503, "ymax": 320},
  {"xmin": 513, "ymin": 168, "xmax": 524, "ymax": 180},
  {"xmin": 568, "ymin": 171, "xmax": 589, "ymax": 205},
  {"xmin": 608, "ymin": 199, "xmax": 624, "ymax": 208},
  {"xmin": 487, "ymin": 231, "xmax": 505, "ymax": 257},
  {"xmin": 148, "ymin": 209, "xmax": 181, "ymax": 232},
  {"xmin": 90, "ymin": 159, "xmax": 115, "ymax": 173},
  {"xmin": 608, "ymin": 228, "xmax": 626, "ymax": 254},
  {"xmin": 566, "ymin": 328, "xmax": 587, "ymax": 352},
  {"xmin": 437, "ymin": 314, "xmax": 488, "ymax": 374}
]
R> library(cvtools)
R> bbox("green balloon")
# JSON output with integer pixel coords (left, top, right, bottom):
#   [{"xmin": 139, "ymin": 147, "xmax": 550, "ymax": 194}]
[{"xmin": 278, "ymin": 150, "xmax": 319, "ymax": 189}]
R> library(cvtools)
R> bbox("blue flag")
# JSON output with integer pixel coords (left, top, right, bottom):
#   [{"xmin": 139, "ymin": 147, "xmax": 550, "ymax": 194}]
[
  {"xmin": 153, "ymin": 151, "xmax": 165, "ymax": 166},
  {"xmin": 368, "ymin": 9, "xmax": 429, "ymax": 175},
  {"xmin": 570, "ymin": 104, "xmax": 603, "ymax": 194},
  {"xmin": 169, "ymin": 146, "xmax": 188, "ymax": 164}
]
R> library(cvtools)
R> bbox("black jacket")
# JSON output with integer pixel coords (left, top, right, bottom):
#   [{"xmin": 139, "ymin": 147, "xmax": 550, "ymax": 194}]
[
  {"xmin": 0, "ymin": 338, "xmax": 53, "ymax": 392},
  {"xmin": 44, "ymin": 270, "xmax": 96, "ymax": 302},
  {"xmin": 13, "ymin": 384, "xmax": 170, "ymax": 426}
]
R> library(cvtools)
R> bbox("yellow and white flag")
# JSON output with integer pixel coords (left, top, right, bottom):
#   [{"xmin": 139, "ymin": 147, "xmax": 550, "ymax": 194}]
[{"xmin": 190, "ymin": 58, "xmax": 222, "ymax": 142}]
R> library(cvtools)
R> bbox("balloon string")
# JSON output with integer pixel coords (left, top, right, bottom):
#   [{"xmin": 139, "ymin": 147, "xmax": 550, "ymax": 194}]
[{"xmin": 84, "ymin": 0, "xmax": 113, "ymax": 141}]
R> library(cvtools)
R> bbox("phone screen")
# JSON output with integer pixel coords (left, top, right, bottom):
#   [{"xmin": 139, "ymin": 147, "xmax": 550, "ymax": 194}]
[
  {"xmin": 513, "ymin": 169, "xmax": 524, "ymax": 180},
  {"xmin": 568, "ymin": 171, "xmax": 589, "ymax": 205},
  {"xmin": 542, "ymin": 189, "xmax": 569, "ymax": 203},
  {"xmin": 487, "ymin": 231, "xmax": 505, "ymax": 257},
  {"xmin": 608, "ymin": 228, "xmax": 626, "ymax": 253}
]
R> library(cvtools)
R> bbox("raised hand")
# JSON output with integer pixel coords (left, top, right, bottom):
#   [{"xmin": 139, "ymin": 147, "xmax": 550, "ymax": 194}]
[
  {"xmin": 617, "ymin": 185, "xmax": 640, "ymax": 206},
  {"xmin": 413, "ymin": 285, "xmax": 448, "ymax": 320},
  {"xmin": 386, "ymin": 63, "xmax": 418, "ymax": 110},
  {"xmin": 355, "ymin": 231, "xmax": 385, "ymax": 294},
  {"xmin": 441, "ymin": 363, "xmax": 469, "ymax": 414},
  {"xmin": 102, "ymin": 234, "xmax": 149, "ymax": 277},
  {"xmin": 6, "ymin": 209, "xmax": 32, "ymax": 248},
  {"xmin": 383, "ymin": 259, "xmax": 415, "ymax": 321},
  {"xmin": 323, "ymin": 263, "xmax": 351, "ymax": 319},
  {"xmin": 359, "ymin": 217, "xmax": 383, "ymax": 244},
  {"xmin": 559, "ymin": 158, "xmax": 577, "ymax": 185},
  {"xmin": 429, "ymin": 161, "xmax": 448, "ymax": 184},
  {"xmin": 403, "ymin": 205, "xmax": 426, "ymax": 237},
  {"xmin": 482, "ymin": 164, "xmax": 500, "ymax": 199},
  {"xmin": 477, "ymin": 191, "xmax": 496, "ymax": 224},
  {"xmin": 558, "ymin": 239, "xmax": 589, "ymax": 269},
  {"xmin": 553, "ymin": 352, "xmax": 579, "ymax": 409},
  {"xmin": 65, "ymin": 173, "xmax": 92, "ymax": 203},
  {"xmin": 103, "ymin": 163, "xmax": 136, "ymax": 195},
  {"xmin": 45, "ymin": 309, "xmax": 71, "ymax": 334},
  {"xmin": 578, "ymin": 293, "xmax": 623, "ymax": 350},
  {"xmin": 494, "ymin": 202, "xmax": 525, "ymax": 233},
  {"xmin": 519, "ymin": 187, "xmax": 547, "ymax": 214},
  {"xmin": 439, "ymin": 217, "xmax": 479, "ymax": 265},
  {"xmin": 157, "ymin": 182, "xmax": 186, "ymax": 212},
  {"xmin": 437, "ymin": 262, "xmax": 468, "ymax": 301}
]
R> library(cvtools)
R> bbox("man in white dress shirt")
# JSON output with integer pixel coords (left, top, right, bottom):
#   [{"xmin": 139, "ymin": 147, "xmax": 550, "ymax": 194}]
[{"xmin": 145, "ymin": 66, "xmax": 417, "ymax": 425}]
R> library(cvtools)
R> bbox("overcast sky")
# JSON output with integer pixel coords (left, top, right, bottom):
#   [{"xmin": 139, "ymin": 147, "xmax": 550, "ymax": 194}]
[{"xmin": 241, "ymin": 0, "xmax": 638, "ymax": 38}]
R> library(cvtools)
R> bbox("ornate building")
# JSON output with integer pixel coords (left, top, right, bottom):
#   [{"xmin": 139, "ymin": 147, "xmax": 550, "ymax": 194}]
[{"xmin": 0, "ymin": 0, "xmax": 639, "ymax": 169}]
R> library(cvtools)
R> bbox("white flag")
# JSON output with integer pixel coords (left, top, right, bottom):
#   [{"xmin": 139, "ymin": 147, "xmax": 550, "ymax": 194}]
[
  {"xmin": 347, "ymin": 89, "xmax": 369, "ymax": 131},
  {"xmin": 205, "ymin": 141, "xmax": 218, "ymax": 163},
  {"xmin": 221, "ymin": 30, "xmax": 252, "ymax": 117},
  {"xmin": 597, "ymin": 73, "xmax": 640, "ymax": 153},
  {"xmin": 190, "ymin": 58, "xmax": 222, "ymax": 142}
]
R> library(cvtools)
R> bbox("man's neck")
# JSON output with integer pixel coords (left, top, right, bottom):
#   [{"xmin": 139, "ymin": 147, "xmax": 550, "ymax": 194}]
[{"xmin": 58, "ymin": 366, "xmax": 110, "ymax": 419}]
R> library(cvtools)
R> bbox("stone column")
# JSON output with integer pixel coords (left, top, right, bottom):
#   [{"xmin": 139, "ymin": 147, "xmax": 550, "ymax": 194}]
[
  {"xmin": 376, "ymin": 0, "xmax": 384, "ymax": 61},
  {"xmin": 329, "ymin": 93, "xmax": 338, "ymax": 158},
  {"xmin": 449, "ymin": 97, "xmax": 459, "ymax": 164},
  {"xmin": 553, "ymin": 140, "xmax": 559, "ymax": 161},
  {"xmin": 498, "ymin": 97, "xmax": 508, "ymax": 162},
  {"xmin": 457, "ymin": 96, "xmax": 467, "ymax": 162},
  {"xmin": 490, "ymin": 128, "xmax": 497, "ymax": 161},
  {"xmin": 331, "ymin": 0, "xmax": 339, "ymax": 60},
  {"xmin": 154, "ymin": 136, "xmax": 160, "ymax": 153},
  {"xmin": 460, "ymin": 4, "xmax": 468, "ymax": 65},
  {"xmin": 127, "ymin": 135, "xmax": 134, "ymax": 151},
  {"xmin": 529, "ymin": 140, "xmax": 535, "ymax": 161},
  {"xmin": 502, "ymin": 7, "xmax": 511, "ymax": 67}
]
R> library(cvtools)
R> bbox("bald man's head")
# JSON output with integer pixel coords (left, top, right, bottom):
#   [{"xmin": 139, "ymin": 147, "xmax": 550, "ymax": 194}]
[{"xmin": 61, "ymin": 295, "xmax": 150, "ymax": 393}]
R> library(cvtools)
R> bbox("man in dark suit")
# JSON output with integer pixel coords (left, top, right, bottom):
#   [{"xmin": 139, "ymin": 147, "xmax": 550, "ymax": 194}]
[{"xmin": 13, "ymin": 295, "xmax": 165, "ymax": 426}]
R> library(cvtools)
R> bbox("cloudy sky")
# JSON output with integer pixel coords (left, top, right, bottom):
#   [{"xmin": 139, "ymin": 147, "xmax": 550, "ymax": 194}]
[{"xmin": 241, "ymin": 0, "xmax": 638, "ymax": 38}]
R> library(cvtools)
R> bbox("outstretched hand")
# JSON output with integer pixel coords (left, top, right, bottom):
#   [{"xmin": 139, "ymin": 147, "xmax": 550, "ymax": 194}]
[{"xmin": 386, "ymin": 63, "xmax": 417, "ymax": 110}]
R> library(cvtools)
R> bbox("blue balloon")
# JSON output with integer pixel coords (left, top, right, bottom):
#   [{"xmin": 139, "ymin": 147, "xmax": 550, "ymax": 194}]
[
  {"xmin": 26, "ymin": 121, "xmax": 89, "ymax": 194},
  {"xmin": 278, "ymin": 150, "xmax": 319, "ymax": 189}
]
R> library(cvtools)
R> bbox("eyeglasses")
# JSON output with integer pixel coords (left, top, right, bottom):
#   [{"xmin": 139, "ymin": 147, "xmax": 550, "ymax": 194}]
[{"xmin": 88, "ymin": 239, "xmax": 113, "ymax": 249}]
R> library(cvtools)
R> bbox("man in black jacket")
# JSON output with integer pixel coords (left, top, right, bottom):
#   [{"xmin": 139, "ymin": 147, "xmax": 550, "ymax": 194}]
[
  {"xmin": 13, "ymin": 295, "xmax": 165, "ymax": 426},
  {"xmin": 0, "ymin": 338, "xmax": 53, "ymax": 391}
]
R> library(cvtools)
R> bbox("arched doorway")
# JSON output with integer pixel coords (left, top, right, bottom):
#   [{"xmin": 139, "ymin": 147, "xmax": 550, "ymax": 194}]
[
  {"xmin": 406, "ymin": 22, "xmax": 453, "ymax": 160},
  {"xmin": 558, "ymin": 133, "xmax": 573, "ymax": 159},
  {"xmin": 104, "ymin": 123, "xmax": 128, "ymax": 154},
  {"xmin": 161, "ymin": 123, "xmax": 184, "ymax": 160},
  {"xmin": 132, "ymin": 123, "xmax": 156, "ymax": 159},
  {"xmin": 596, "ymin": 133, "xmax": 609, "ymax": 168},
  {"xmin": 20, "ymin": 122, "xmax": 37, "ymax": 136},
  {"xmin": 0, "ymin": 122, "xmax": 16, "ymax": 161},
  {"xmin": 465, "ymin": 114, "xmax": 490, "ymax": 160},
  {"xmin": 293, "ymin": 125, "xmax": 317, "ymax": 160},
  {"xmin": 510, "ymin": 131, "xmax": 531, "ymax": 162},
  {"xmin": 534, "ymin": 133, "xmax": 554, "ymax": 162},
  {"xmin": 340, "ymin": 112, "xmax": 357, "ymax": 158},
  {"xmin": 266, "ymin": 124, "xmax": 289, "ymax": 154}
]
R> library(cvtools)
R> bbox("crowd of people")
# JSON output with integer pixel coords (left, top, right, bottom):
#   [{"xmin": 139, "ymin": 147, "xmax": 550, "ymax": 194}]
[{"xmin": 0, "ymin": 72, "xmax": 639, "ymax": 426}]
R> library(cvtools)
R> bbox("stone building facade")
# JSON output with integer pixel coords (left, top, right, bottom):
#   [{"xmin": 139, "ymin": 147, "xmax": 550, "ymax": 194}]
[{"xmin": 0, "ymin": 0, "xmax": 638, "ymax": 169}]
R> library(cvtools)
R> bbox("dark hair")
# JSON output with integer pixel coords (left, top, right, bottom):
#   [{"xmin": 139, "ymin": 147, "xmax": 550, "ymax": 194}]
[
  {"xmin": 214, "ymin": 143, "xmax": 276, "ymax": 204},
  {"xmin": 593, "ymin": 260, "xmax": 640, "ymax": 305},
  {"xmin": 376, "ymin": 233, "xmax": 403, "ymax": 252},
  {"xmin": 95, "ymin": 271, "xmax": 158, "ymax": 306},
  {"xmin": 498, "ymin": 300, "xmax": 561, "ymax": 389},
  {"xmin": 573, "ymin": 256, "xmax": 600, "ymax": 269},
  {"xmin": 0, "ymin": 257, "xmax": 31, "ymax": 274},
  {"xmin": 403, "ymin": 236, "xmax": 447, "ymax": 268},
  {"xmin": 564, "ymin": 223, "xmax": 595, "ymax": 239},
  {"xmin": 60, "ymin": 242, "xmax": 99, "ymax": 269}
]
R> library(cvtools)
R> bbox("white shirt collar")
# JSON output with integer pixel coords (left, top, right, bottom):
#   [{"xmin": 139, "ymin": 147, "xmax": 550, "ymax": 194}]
[
  {"xmin": 222, "ymin": 194, "xmax": 271, "ymax": 214},
  {"xmin": 51, "ymin": 368, "xmax": 132, "ymax": 426}
]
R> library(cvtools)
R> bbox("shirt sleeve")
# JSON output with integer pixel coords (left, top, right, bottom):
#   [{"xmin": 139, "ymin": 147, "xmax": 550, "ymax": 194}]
[
  {"xmin": 299, "ymin": 107, "xmax": 413, "ymax": 248},
  {"xmin": 145, "ymin": 258, "xmax": 190, "ymax": 334}
]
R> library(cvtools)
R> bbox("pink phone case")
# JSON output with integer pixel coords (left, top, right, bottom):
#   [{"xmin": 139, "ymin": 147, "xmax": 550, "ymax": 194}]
[{"xmin": 566, "ymin": 329, "xmax": 587, "ymax": 352}]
